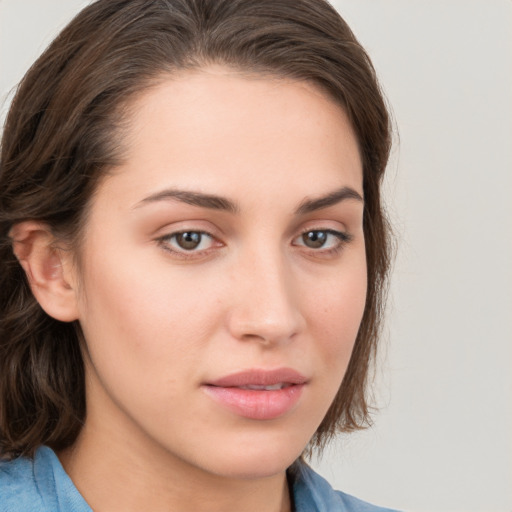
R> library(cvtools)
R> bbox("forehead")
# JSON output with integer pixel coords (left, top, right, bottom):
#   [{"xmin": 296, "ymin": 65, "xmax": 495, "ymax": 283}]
[{"xmin": 103, "ymin": 66, "xmax": 363, "ymax": 206}]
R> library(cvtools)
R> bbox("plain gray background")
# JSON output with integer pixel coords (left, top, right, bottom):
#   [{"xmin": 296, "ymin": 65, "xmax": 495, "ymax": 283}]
[{"xmin": 1, "ymin": 1, "xmax": 511, "ymax": 511}]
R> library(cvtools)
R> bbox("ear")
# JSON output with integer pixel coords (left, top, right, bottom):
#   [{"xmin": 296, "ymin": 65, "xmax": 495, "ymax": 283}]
[{"xmin": 9, "ymin": 221, "xmax": 80, "ymax": 322}]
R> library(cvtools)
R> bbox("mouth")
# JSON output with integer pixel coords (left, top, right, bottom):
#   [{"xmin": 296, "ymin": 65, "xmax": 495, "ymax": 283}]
[
  {"xmin": 235, "ymin": 383, "xmax": 293, "ymax": 391},
  {"xmin": 202, "ymin": 368, "xmax": 307, "ymax": 420},
  {"xmin": 205, "ymin": 368, "xmax": 307, "ymax": 388}
]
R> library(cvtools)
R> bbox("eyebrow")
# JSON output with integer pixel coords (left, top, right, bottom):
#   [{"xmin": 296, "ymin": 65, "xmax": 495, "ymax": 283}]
[
  {"xmin": 134, "ymin": 185, "xmax": 363, "ymax": 215},
  {"xmin": 134, "ymin": 189, "xmax": 239, "ymax": 213},
  {"xmin": 294, "ymin": 186, "xmax": 363, "ymax": 215}
]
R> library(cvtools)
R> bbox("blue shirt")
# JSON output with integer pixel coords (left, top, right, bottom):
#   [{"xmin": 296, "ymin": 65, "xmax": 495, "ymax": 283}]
[{"xmin": 1, "ymin": 446, "xmax": 400, "ymax": 511}]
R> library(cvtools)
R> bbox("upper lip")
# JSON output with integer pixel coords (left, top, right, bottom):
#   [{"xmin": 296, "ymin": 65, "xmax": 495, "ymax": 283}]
[{"xmin": 205, "ymin": 368, "xmax": 308, "ymax": 388}]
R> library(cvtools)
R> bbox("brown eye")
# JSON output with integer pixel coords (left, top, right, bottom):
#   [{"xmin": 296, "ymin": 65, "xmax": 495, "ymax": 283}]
[
  {"xmin": 175, "ymin": 232, "xmax": 203, "ymax": 250},
  {"xmin": 293, "ymin": 229, "xmax": 352, "ymax": 253},
  {"xmin": 302, "ymin": 230, "xmax": 328, "ymax": 248},
  {"xmin": 159, "ymin": 231, "xmax": 216, "ymax": 253}
]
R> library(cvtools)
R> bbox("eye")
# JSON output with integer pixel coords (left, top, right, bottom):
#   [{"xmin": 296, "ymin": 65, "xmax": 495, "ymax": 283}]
[
  {"xmin": 158, "ymin": 231, "xmax": 217, "ymax": 253},
  {"xmin": 293, "ymin": 229, "xmax": 351, "ymax": 251}
]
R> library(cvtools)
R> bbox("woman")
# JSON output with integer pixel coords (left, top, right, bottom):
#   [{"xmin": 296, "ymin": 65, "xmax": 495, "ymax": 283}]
[{"xmin": 0, "ymin": 0, "xmax": 396, "ymax": 510}]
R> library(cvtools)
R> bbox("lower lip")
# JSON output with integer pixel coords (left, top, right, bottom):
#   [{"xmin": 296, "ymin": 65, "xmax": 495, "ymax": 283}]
[{"xmin": 202, "ymin": 384, "xmax": 305, "ymax": 420}]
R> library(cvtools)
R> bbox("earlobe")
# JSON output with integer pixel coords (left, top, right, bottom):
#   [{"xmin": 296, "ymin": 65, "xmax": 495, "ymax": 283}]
[{"xmin": 9, "ymin": 221, "xmax": 80, "ymax": 322}]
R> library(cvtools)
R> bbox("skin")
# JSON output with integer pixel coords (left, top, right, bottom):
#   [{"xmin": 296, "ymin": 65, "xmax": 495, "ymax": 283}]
[{"xmin": 23, "ymin": 67, "xmax": 367, "ymax": 511}]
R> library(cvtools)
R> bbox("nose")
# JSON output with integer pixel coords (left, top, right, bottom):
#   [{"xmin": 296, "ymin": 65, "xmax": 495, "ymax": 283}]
[{"xmin": 226, "ymin": 248, "xmax": 305, "ymax": 346}]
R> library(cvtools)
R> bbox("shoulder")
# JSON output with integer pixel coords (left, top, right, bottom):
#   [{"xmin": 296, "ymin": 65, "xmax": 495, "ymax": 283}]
[
  {"xmin": 0, "ymin": 446, "xmax": 91, "ymax": 512},
  {"xmin": 0, "ymin": 449, "xmax": 46, "ymax": 511},
  {"xmin": 289, "ymin": 460, "xmax": 401, "ymax": 512}
]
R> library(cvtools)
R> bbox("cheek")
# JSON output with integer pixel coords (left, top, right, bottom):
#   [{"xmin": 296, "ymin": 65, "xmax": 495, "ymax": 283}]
[
  {"xmin": 75, "ymin": 245, "xmax": 220, "ymax": 393},
  {"xmin": 305, "ymin": 256, "xmax": 367, "ymax": 368}
]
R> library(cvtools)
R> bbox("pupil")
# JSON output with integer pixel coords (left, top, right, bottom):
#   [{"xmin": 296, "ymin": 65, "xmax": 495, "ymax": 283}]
[
  {"xmin": 177, "ymin": 232, "xmax": 201, "ymax": 250},
  {"xmin": 303, "ymin": 231, "xmax": 327, "ymax": 248}
]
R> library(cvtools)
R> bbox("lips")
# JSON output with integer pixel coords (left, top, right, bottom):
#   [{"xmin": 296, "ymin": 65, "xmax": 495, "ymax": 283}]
[{"xmin": 202, "ymin": 368, "xmax": 307, "ymax": 420}]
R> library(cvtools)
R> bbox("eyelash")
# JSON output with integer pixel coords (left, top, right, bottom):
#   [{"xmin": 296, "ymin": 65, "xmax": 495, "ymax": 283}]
[
  {"xmin": 156, "ymin": 228, "xmax": 352, "ymax": 260},
  {"xmin": 156, "ymin": 230, "xmax": 220, "ymax": 260},
  {"xmin": 293, "ymin": 228, "xmax": 353, "ymax": 257}
]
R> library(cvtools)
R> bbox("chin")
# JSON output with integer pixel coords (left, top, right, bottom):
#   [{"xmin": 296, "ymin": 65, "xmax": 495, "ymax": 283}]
[
  {"xmin": 193, "ymin": 430, "xmax": 309, "ymax": 480},
  {"xmin": 208, "ymin": 454, "xmax": 297, "ymax": 480}
]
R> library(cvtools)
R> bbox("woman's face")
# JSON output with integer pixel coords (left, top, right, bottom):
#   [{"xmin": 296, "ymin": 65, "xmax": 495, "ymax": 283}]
[{"xmin": 71, "ymin": 67, "xmax": 366, "ymax": 479}]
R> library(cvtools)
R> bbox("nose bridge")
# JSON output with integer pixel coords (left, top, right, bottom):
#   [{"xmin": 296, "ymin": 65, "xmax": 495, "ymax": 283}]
[{"xmin": 227, "ymin": 240, "xmax": 303, "ymax": 345}]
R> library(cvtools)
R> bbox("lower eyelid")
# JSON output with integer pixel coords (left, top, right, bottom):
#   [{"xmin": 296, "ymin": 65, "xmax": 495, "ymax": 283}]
[
  {"xmin": 156, "ymin": 227, "xmax": 351, "ymax": 258},
  {"xmin": 157, "ymin": 230, "xmax": 217, "ymax": 252},
  {"xmin": 294, "ymin": 229, "xmax": 351, "ymax": 247}
]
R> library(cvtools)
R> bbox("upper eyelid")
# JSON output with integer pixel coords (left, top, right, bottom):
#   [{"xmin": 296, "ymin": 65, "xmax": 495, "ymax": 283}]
[
  {"xmin": 152, "ymin": 221, "xmax": 223, "ymax": 239},
  {"xmin": 161, "ymin": 229, "xmax": 212, "ymax": 236},
  {"xmin": 156, "ymin": 231, "xmax": 221, "ymax": 259},
  {"xmin": 295, "ymin": 227, "xmax": 352, "ymax": 239},
  {"xmin": 291, "ymin": 230, "xmax": 353, "ymax": 259},
  {"xmin": 297, "ymin": 227, "xmax": 346, "ymax": 235},
  {"xmin": 158, "ymin": 230, "xmax": 217, "ymax": 245},
  {"xmin": 155, "ymin": 225, "xmax": 352, "ymax": 247},
  {"xmin": 294, "ymin": 228, "xmax": 353, "ymax": 240},
  {"xmin": 156, "ymin": 226, "xmax": 348, "ymax": 238}
]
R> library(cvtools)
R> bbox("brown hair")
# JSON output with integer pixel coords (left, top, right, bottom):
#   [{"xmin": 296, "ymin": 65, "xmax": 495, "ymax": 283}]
[{"xmin": 0, "ymin": 0, "xmax": 392, "ymax": 459}]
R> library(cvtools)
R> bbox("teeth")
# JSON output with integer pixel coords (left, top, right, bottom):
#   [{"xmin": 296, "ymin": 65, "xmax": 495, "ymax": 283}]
[{"xmin": 239, "ymin": 383, "xmax": 287, "ymax": 391}]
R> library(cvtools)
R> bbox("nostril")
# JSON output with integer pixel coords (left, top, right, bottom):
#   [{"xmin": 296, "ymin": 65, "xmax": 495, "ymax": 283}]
[{"xmin": 228, "ymin": 313, "xmax": 302, "ymax": 346}]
